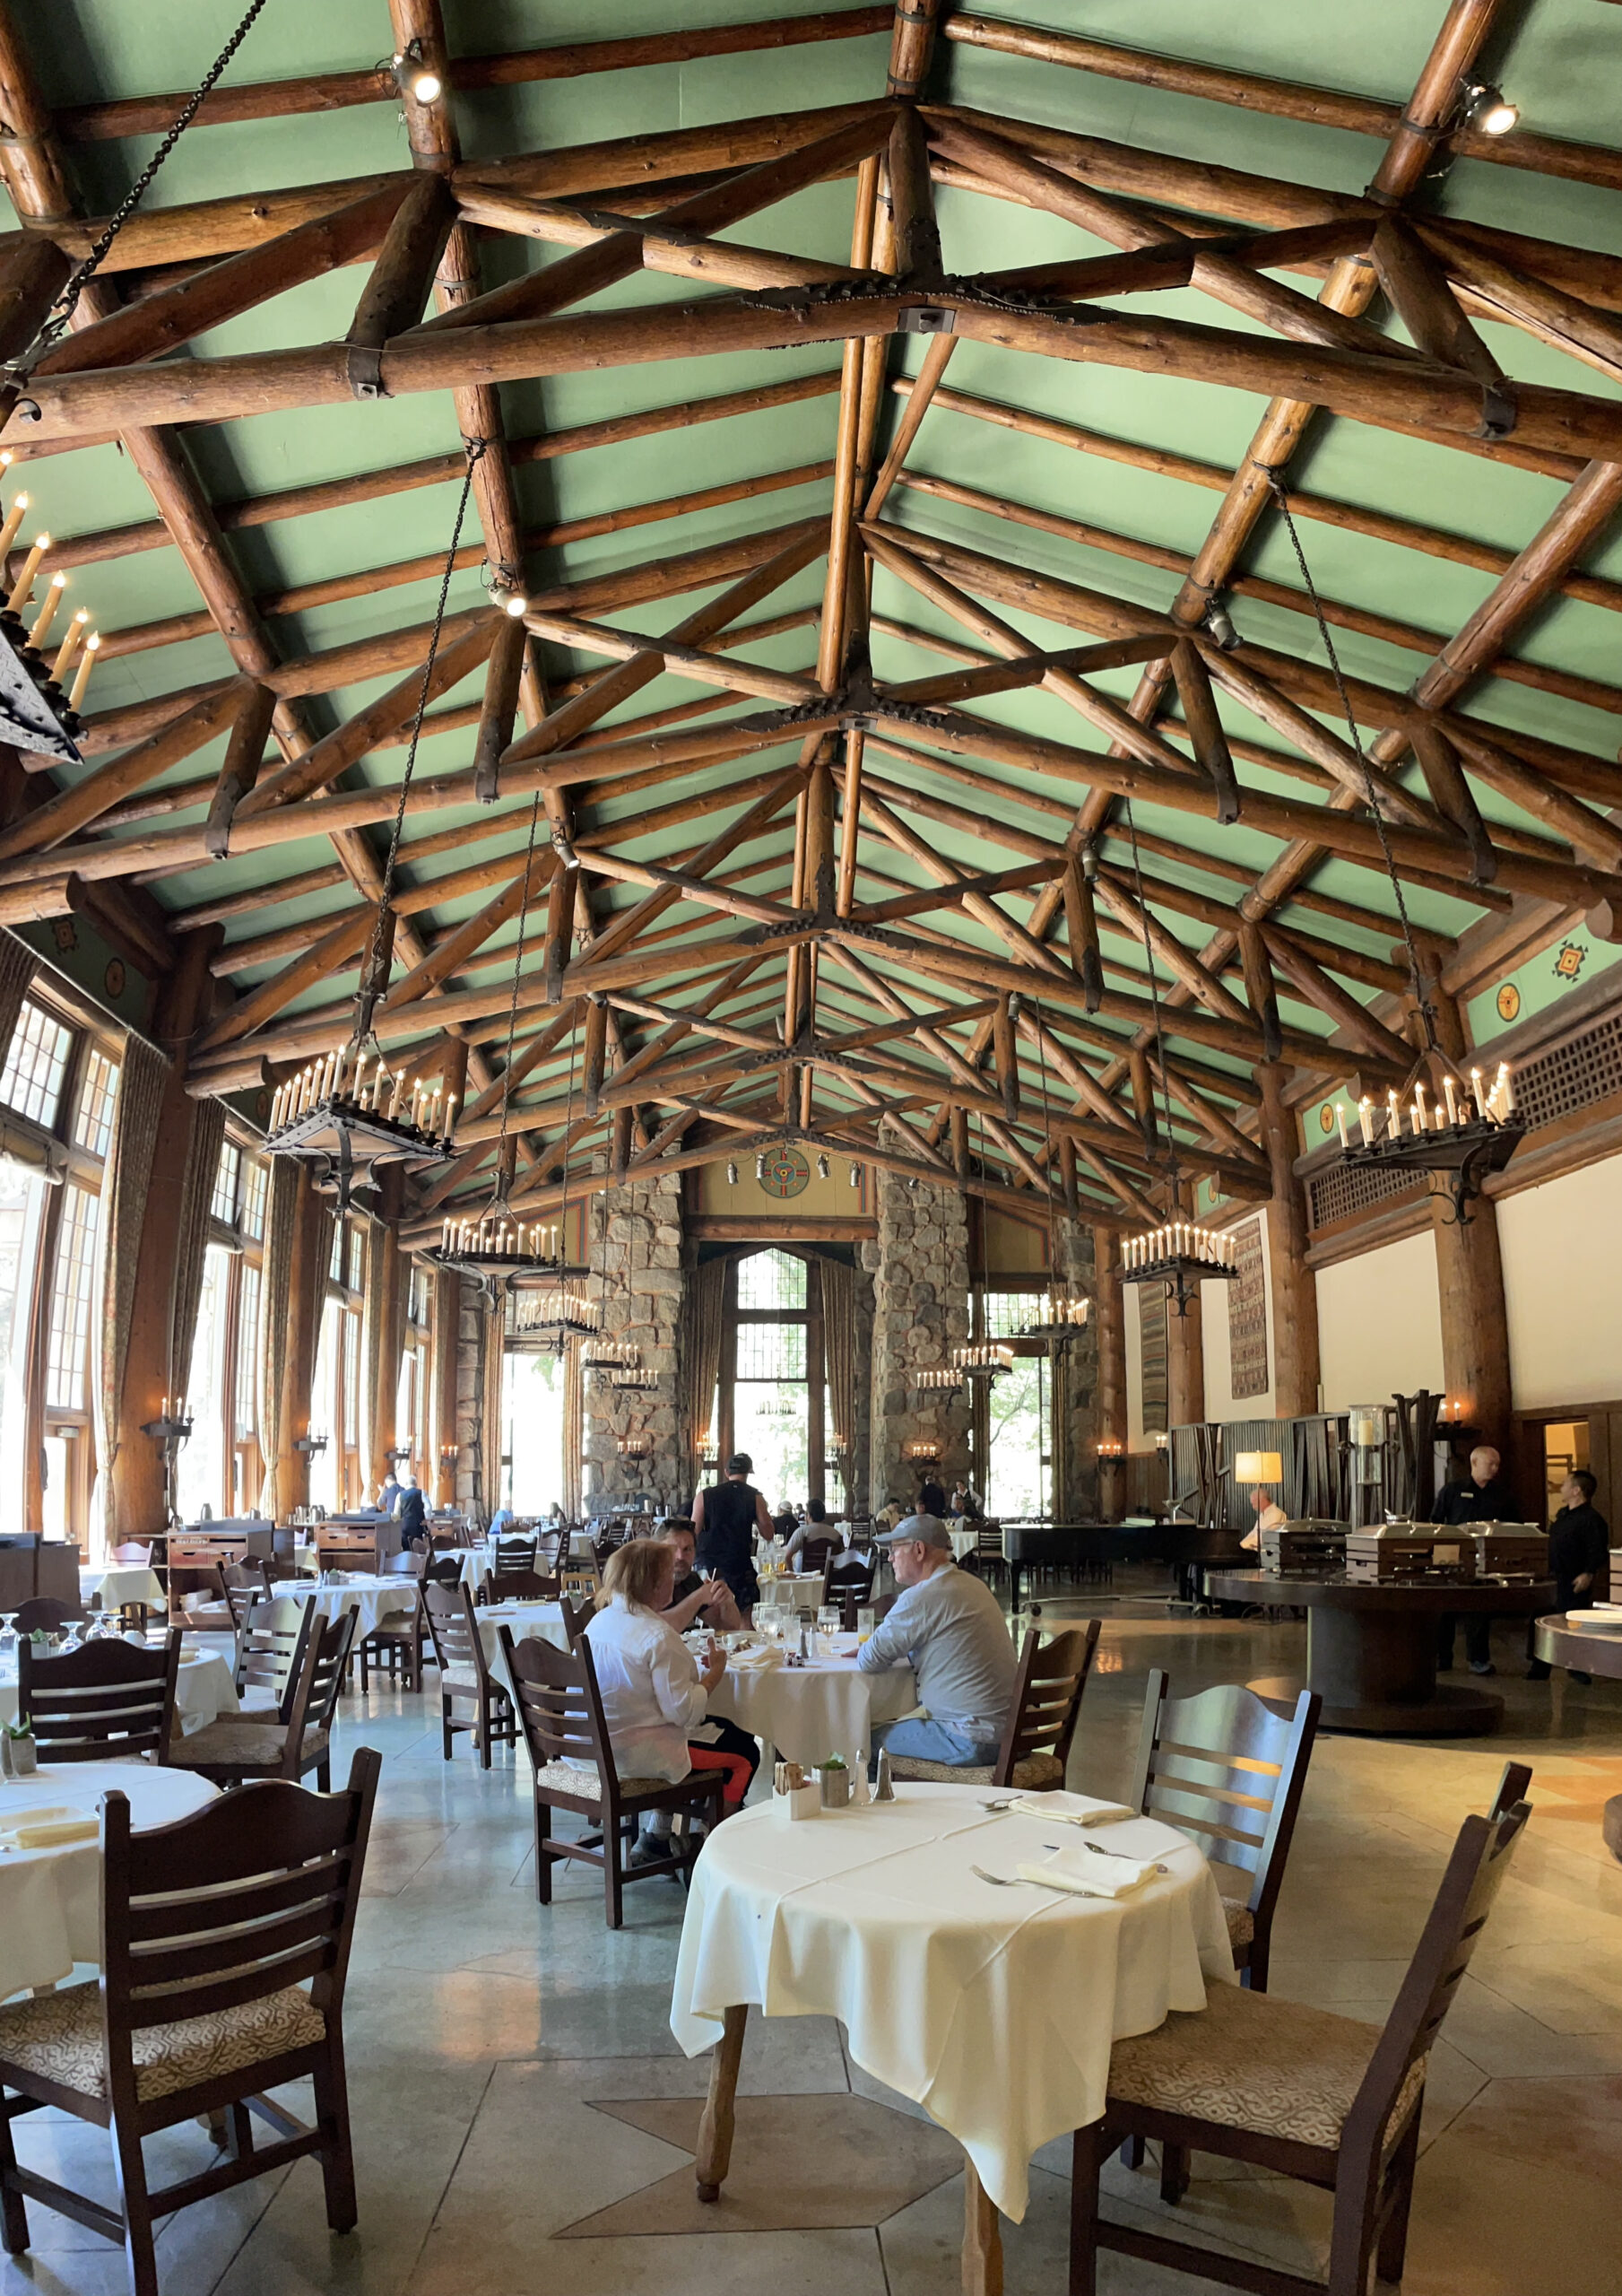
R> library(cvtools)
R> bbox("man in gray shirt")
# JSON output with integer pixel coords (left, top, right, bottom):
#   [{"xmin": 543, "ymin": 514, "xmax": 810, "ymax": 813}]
[{"xmin": 858, "ymin": 1515, "xmax": 1017, "ymax": 1767}]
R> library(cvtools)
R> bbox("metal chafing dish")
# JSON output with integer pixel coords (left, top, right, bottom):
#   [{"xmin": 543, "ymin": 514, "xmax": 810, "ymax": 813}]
[
  {"xmin": 1343, "ymin": 1523, "xmax": 1478, "ymax": 1585},
  {"xmin": 1455, "ymin": 1522, "xmax": 1548, "ymax": 1581},
  {"xmin": 1260, "ymin": 1518, "xmax": 1349, "ymax": 1576}
]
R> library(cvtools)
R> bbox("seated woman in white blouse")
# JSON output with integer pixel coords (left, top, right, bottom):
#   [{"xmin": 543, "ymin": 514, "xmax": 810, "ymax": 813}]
[{"xmin": 584, "ymin": 1541, "xmax": 758, "ymax": 1852}]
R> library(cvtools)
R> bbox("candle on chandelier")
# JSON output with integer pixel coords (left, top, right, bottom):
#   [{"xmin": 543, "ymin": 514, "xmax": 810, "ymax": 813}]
[
  {"xmin": 27, "ymin": 570, "xmax": 65, "ymax": 648},
  {"xmin": 1386, "ymin": 1088, "xmax": 1401, "ymax": 1139},
  {"xmin": 68, "ymin": 631, "xmax": 100, "ymax": 710},
  {"xmin": 51, "ymin": 609, "xmax": 90, "ymax": 681},
  {"xmin": 5, "ymin": 532, "xmax": 48, "ymax": 615},
  {"xmin": 1469, "ymin": 1066, "xmax": 1484, "ymax": 1121},
  {"xmin": 0, "ymin": 491, "xmax": 29, "ymax": 561},
  {"xmin": 440, "ymin": 1094, "xmax": 457, "ymax": 1144}
]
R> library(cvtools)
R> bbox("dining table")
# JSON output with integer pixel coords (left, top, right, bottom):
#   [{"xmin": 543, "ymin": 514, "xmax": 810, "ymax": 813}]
[
  {"xmin": 475, "ymin": 1598, "xmax": 572, "ymax": 1697},
  {"xmin": 671, "ymin": 1781, "xmax": 1232, "ymax": 2292},
  {"xmin": 270, "ymin": 1574, "xmax": 420, "ymax": 1643},
  {"xmin": 77, "ymin": 1562, "xmax": 166, "ymax": 1613},
  {"xmin": 707, "ymin": 1637, "xmax": 918, "ymax": 1770},
  {"xmin": 0, "ymin": 1761, "xmax": 220, "ymax": 1999}
]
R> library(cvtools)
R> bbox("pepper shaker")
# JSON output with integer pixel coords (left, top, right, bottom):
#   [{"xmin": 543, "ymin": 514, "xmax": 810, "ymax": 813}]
[{"xmin": 874, "ymin": 1748, "xmax": 895, "ymax": 1802}]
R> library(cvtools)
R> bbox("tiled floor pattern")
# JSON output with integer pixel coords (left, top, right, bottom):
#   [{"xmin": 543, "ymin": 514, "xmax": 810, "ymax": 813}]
[{"xmin": 4, "ymin": 1596, "xmax": 1618, "ymax": 2293}]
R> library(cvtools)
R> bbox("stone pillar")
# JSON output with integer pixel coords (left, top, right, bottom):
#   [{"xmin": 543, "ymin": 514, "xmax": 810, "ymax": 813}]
[
  {"xmin": 1051, "ymin": 1215, "xmax": 1099, "ymax": 1517},
  {"xmin": 1258, "ymin": 1062, "xmax": 1320, "ymax": 1415},
  {"xmin": 862, "ymin": 1155, "xmax": 972, "ymax": 1510},
  {"xmin": 582, "ymin": 1170, "xmax": 686, "ymax": 1507}
]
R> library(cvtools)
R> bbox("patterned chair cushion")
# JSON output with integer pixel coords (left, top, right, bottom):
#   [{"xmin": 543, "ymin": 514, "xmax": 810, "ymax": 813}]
[
  {"xmin": 533, "ymin": 1761, "xmax": 706, "ymax": 1803},
  {"xmin": 1107, "ymin": 1981, "xmax": 1427, "ymax": 2152},
  {"xmin": 0, "ymin": 1979, "xmax": 326, "ymax": 2104},
  {"xmin": 885, "ymin": 1751, "xmax": 1063, "ymax": 1788},
  {"xmin": 1221, "ymin": 1894, "xmax": 1256, "ymax": 1952},
  {"xmin": 177, "ymin": 1722, "xmax": 327, "ymax": 1770}
]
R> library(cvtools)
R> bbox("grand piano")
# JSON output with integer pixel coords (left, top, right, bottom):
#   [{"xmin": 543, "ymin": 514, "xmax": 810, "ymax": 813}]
[{"xmin": 999, "ymin": 1520, "xmax": 1251, "ymax": 1612}]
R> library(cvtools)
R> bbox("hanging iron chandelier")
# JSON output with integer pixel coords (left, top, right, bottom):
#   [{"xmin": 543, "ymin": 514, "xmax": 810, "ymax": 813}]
[
  {"xmin": 1020, "ymin": 1004, "xmax": 1092, "ymax": 1344},
  {"xmin": 1260, "ymin": 471, "xmax": 1524, "ymax": 1223}
]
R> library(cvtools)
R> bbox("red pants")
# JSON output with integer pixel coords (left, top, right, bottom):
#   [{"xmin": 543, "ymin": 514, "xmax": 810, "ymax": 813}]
[{"xmin": 687, "ymin": 1745, "xmax": 753, "ymax": 1810}]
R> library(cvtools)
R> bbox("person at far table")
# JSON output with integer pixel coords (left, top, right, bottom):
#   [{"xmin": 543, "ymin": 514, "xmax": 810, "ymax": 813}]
[
  {"xmin": 1432, "ymin": 1444, "xmax": 1518, "ymax": 1676},
  {"xmin": 692, "ymin": 1451, "xmax": 773, "ymax": 1620},
  {"xmin": 917, "ymin": 1479, "xmax": 950, "ymax": 1521},
  {"xmin": 782, "ymin": 1497, "xmax": 829, "ymax": 1562},
  {"xmin": 858, "ymin": 1515, "xmax": 1017, "ymax": 1771},
  {"xmin": 373, "ymin": 1472, "xmax": 403, "ymax": 1516},
  {"xmin": 660, "ymin": 1520, "xmax": 743, "ymax": 1635},
  {"xmin": 1527, "ymin": 1470, "xmax": 1609, "ymax": 1684},
  {"xmin": 585, "ymin": 1538, "xmax": 758, "ymax": 1864},
  {"xmin": 950, "ymin": 1482, "xmax": 984, "ymax": 1524},
  {"xmin": 1240, "ymin": 1485, "xmax": 1288, "ymax": 1554}
]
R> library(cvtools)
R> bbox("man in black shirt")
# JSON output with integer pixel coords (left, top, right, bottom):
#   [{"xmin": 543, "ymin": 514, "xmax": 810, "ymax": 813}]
[
  {"xmin": 1433, "ymin": 1445, "xmax": 1518, "ymax": 1674},
  {"xmin": 1528, "ymin": 1470, "xmax": 1609, "ymax": 1683}
]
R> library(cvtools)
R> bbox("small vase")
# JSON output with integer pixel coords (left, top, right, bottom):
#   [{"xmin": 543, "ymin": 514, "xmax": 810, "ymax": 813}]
[
  {"xmin": 8, "ymin": 1735, "xmax": 37, "ymax": 1778},
  {"xmin": 819, "ymin": 1766, "xmax": 852, "ymax": 1810}
]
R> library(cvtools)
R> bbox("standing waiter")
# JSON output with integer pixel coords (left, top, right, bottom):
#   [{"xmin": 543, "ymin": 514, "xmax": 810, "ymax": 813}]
[
  {"xmin": 1433, "ymin": 1443, "xmax": 1518, "ymax": 1675},
  {"xmin": 691, "ymin": 1451, "xmax": 773, "ymax": 1621}
]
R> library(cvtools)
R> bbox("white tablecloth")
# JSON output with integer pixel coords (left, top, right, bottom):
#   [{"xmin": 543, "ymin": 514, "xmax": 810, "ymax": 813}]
[
  {"xmin": 475, "ymin": 1600, "xmax": 570, "ymax": 1697},
  {"xmin": 949, "ymin": 1526, "xmax": 980, "ymax": 1561},
  {"xmin": 0, "ymin": 1648, "xmax": 239, "ymax": 1738},
  {"xmin": 708, "ymin": 1648, "xmax": 917, "ymax": 1768},
  {"xmin": 78, "ymin": 1564, "xmax": 165, "ymax": 1611},
  {"xmin": 0, "ymin": 1761, "xmax": 219, "ymax": 2000},
  {"xmin": 459, "ymin": 1544, "xmax": 498, "ymax": 1588},
  {"xmin": 671, "ymin": 1782, "xmax": 1233, "ymax": 2222},
  {"xmin": 272, "ymin": 1577, "xmax": 419, "ymax": 1641}
]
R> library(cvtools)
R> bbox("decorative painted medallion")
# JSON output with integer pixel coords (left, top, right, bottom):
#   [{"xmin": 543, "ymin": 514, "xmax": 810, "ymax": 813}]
[
  {"xmin": 759, "ymin": 1145, "xmax": 811, "ymax": 1199},
  {"xmin": 1495, "ymin": 981, "xmax": 1521, "ymax": 1022},
  {"xmin": 1552, "ymin": 941, "xmax": 1587, "ymax": 985}
]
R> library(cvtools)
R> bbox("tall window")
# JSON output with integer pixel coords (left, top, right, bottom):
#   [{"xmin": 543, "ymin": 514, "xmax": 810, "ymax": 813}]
[
  {"xmin": 715, "ymin": 1248, "xmax": 837, "ymax": 1510},
  {"xmin": 311, "ymin": 1215, "xmax": 366, "ymax": 1509},
  {"xmin": 975, "ymin": 1289, "xmax": 1051, "ymax": 1517},
  {"xmin": 0, "ymin": 1161, "xmax": 48, "ymax": 1529},
  {"xmin": 177, "ymin": 1132, "xmax": 267, "ymax": 1520},
  {"xmin": 396, "ymin": 1265, "xmax": 430, "ymax": 1483},
  {"xmin": 501, "ymin": 1349, "xmax": 568, "ymax": 1512},
  {"xmin": 28, "ymin": 1014, "xmax": 122, "ymax": 1548}
]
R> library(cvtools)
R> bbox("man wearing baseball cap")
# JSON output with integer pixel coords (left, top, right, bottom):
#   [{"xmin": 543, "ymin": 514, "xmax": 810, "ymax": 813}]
[{"xmin": 858, "ymin": 1513, "xmax": 1017, "ymax": 1769}]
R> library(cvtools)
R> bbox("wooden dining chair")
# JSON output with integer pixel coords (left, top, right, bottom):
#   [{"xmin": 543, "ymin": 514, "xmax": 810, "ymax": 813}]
[
  {"xmin": 885, "ymin": 1621, "xmax": 1102, "ymax": 1789},
  {"xmin": 500, "ymin": 1626, "xmax": 726, "ymax": 1929},
  {"xmin": 480, "ymin": 1566, "xmax": 559, "ymax": 1605},
  {"xmin": 13, "ymin": 1596, "xmax": 85, "ymax": 1636},
  {"xmin": 421, "ymin": 1579, "xmax": 515, "ymax": 1765},
  {"xmin": 355, "ymin": 1568, "xmax": 424, "ymax": 1695},
  {"xmin": 494, "ymin": 1534, "xmax": 539, "ymax": 1574},
  {"xmin": 1070, "ymin": 1791, "xmax": 1532, "ymax": 2296},
  {"xmin": 18, "ymin": 1631, "xmax": 181, "ymax": 1762},
  {"xmin": 0, "ymin": 1749, "xmax": 380, "ymax": 2296},
  {"xmin": 1132, "ymin": 1672, "xmax": 1322, "ymax": 1993},
  {"xmin": 231, "ymin": 1590, "xmax": 314, "ymax": 1720},
  {"xmin": 821, "ymin": 1547, "xmax": 877, "ymax": 1609},
  {"xmin": 558, "ymin": 1592, "xmax": 594, "ymax": 1645},
  {"xmin": 172, "ymin": 1610, "xmax": 354, "ymax": 1792}
]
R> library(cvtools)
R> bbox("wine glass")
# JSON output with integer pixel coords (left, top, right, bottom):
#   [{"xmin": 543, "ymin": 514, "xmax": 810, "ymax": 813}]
[{"xmin": 0, "ymin": 1611, "xmax": 17, "ymax": 1672}]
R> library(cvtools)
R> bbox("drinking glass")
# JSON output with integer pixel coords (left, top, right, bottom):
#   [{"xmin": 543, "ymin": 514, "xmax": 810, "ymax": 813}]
[
  {"xmin": 856, "ymin": 1605, "xmax": 876, "ymax": 1642},
  {"xmin": 0, "ymin": 1611, "xmax": 17, "ymax": 1671},
  {"xmin": 817, "ymin": 1605, "xmax": 838, "ymax": 1645}
]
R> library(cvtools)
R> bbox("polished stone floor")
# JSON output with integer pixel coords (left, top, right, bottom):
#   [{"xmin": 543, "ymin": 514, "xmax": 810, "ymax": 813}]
[{"xmin": 4, "ymin": 1595, "xmax": 1618, "ymax": 2294}]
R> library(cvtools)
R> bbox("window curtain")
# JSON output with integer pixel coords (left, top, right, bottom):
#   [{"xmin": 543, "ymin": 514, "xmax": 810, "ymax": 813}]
[
  {"xmin": 91, "ymin": 1035, "xmax": 168, "ymax": 1542},
  {"xmin": 361, "ymin": 1217, "xmax": 393, "ymax": 1494},
  {"xmin": 562, "ymin": 1339, "xmax": 583, "ymax": 1521},
  {"xmin": 0, "ymin": 929, "xmax": 34, "ymax": 1066},
  {"xmin": 255, "ymin": 1159, "xmax": 299, "ymax": 1517},
  {"xmin": 479, "ymin": 1300, "xmax": 503, "ymax": 1525},
  {"xmin": 168, "ymin": 1097, "xmax": 225, "ymax": 1412},
  {"xmin": 681, "ymin": 1255, "xmax": 726, "ymax": 1462},
  {"xmin": 820, "ymin": 1257, "xmax": 856, "ymax": 1458}
]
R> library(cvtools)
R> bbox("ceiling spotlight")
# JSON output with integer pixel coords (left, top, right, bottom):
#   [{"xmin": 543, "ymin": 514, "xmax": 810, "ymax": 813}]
[
  {"xmin": 756, "ymin": 1152, "xmax": 766, "ymax": 1181},
  {"xmin": 392, "ymin": 42, "xmax": 442, "ymax": 103},
  {"xmin": 1201, "ymin": 593, "xmax": 1240, "ymax": 652},
  {"xmin": 849, "ymin": 1162, "xmax": 860, "ymax": 1187},
  {"xmin": 726, "ymin": 1160, "xmax": 738, "ymax": 1185},
  {"xmin": 494, "ymin": 585, "xmax": 528, "ymax": 618},
  {"xmin": 816, "ymin": 1153, "xmax": 830, "ymax": 1179},
  {"xmin": 1462, "ymin": 82, "xmax": 1518, "ymax": 136}
]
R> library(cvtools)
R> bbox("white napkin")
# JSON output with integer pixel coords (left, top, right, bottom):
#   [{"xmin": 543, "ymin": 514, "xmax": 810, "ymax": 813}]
[
  {"xmin": 1, "ymin": 1811, "xmax": 100, "ymax": 1849},
  {"xmin": 1016, "ymin": 1844, "xmax": 1164, "ymax": 1898},
  {"xmin": 729, "ymin": 1645, "xmax": 785, "ymax": 1671},
  {"xmin": 1008, "ymin": 1791, "xmax": 1134, "ymax": 1827}
]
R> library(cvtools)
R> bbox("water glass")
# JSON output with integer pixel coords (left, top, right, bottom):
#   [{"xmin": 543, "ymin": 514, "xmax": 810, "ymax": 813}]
[
  {"xmin": 817, "ymin": 1605, "xmax": 838, "ymax": 1636},
  {"xmin": 856, "ymin": 1605, "xmax": 876, "ymax": 1642}
]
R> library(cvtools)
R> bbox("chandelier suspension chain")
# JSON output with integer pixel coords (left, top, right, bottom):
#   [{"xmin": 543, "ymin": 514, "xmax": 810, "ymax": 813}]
[
  {"xmin": 8, "ymin": 0, "xmax": 273, "ymax": 386},
  {"xmin": 1258, "ymin": 465, "xmax": 1438, "ymax": 1055},
  {"xmin": 1121, "ymin": 798, "xmax": 1183, "ymax": 1201},
  {"xmin": 490, "ymin": 787, "xmax": 545, "ymax": 1184}
]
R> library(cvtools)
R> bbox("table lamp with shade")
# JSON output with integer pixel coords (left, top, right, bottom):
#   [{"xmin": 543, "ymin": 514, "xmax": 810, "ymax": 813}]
[{"xmin": 1236, "ymin": 1449, "xmax": 1284, "ymax": 1514}]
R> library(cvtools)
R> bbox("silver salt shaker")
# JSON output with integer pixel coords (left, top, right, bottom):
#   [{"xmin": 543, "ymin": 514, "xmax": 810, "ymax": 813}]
[{"xmin": 874, "ymin": 1748, "xmax": 895, "ymax": 1802}]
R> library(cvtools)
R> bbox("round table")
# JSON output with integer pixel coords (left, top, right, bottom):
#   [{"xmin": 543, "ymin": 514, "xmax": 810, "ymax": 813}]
[
  {"xmin": 1210, "ymin": 1570, "xmax": 1557, "ymax": 1735},
  {"xmin": 476, "ymin": 1599, "xmax": 570, "ymax": 1698},
  {"xmin": 708, "ymin": 1647, "xmax": 916, "ymax": 1768},
  {"xmin": 1531, "ymin": 1613, "xmax": 1622, "ymax": 1678},
  {"xmin": 671, "ymin": 1782, "xmax": 1232, "ymax": 2285},
  {"xmin": 0, "ymin": 1762, "xmax": 218, "ymax": 1999},
  {"xmin": 77, "ymin": 1564, "xmax": 165, "ymax": 1613},
  {"xmin": 271, "ymin": 1576, "xmax": 419, "ymax": 1642}
]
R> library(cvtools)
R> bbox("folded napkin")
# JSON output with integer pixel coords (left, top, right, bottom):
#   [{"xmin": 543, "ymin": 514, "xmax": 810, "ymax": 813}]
[
  {"xmin": 1, "ymin": 1813, "xmax": 100, "ymax": 1849},
  {"xmin": 729, "ymin": 1644, "xmax": 785, "ymax": 1671},
  {"xmin": 1008, "ymin": 1791, "xmax": 1134, "ymax": 1828},
  {"xmin": 1016, "ymin": 1844, "xmax": 1164, "ymax": 1899}
]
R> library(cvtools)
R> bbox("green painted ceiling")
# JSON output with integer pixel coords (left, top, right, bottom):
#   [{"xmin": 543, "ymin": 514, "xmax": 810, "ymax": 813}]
[{"xmin": 4, "ymin": 1, "xmax": 1621, "ymax": 1221}]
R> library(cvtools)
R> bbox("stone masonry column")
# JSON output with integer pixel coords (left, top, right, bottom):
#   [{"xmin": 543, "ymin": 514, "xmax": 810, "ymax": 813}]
[
  {"xmin": 863, "ymin": 1152, "xmax": 972, "ymax": 1511},
  {"xmin": 582, "ymin": 1170, "xmax": 686, "ymax": 1508}
]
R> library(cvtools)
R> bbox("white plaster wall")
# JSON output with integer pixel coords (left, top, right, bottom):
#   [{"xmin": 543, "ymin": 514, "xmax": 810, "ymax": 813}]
[
  {"xmin": 1315, "ymin": 1231, "xmax": 1444, "ymax": 1409},
  {"xmin": 1497, "ymin": 1154, "xmax": 1622, "ymax": 1408}
]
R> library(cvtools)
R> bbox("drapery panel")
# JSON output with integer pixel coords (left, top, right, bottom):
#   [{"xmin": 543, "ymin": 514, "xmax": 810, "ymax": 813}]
[
  {"xmin": 820, "ymin": 1257, "xmax": 856, "ymax": 1457},
  {"xmin": 255, "ymin": 1159, "xmax": 299, "ymax": 1518},
  {"xmin": 361, "ymin": 1216, "xmax": 392, "ymax": 1495},
  {"xmin": 480, "ymin": 1299, "xmax": 503, "ymax": 1524},
  {"xmin": 0, "ymin": 930, "xmax": 35, "ymax": 1071},
  {"xmin": 681, "ymin": 1255, "xmax": 726, "ymax": 1462},
  {"xmin": 168, "ymin": 1097, "xmax": 225, "ymax": 1414},
  {"xmin": 91, "ymin": 1034, "xmax": 167, "ymax": 1541}
]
